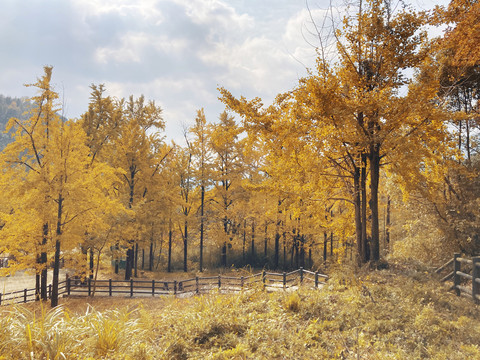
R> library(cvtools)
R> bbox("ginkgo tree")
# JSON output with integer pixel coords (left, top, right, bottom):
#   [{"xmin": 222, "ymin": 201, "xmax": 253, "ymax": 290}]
[
  {"xmin": 0, "ymin": 67, "xmax": 123, "ymax": 306},
  {"xmin": 220, "ymin": 0, "xmax": 452, "ymax": 264}
]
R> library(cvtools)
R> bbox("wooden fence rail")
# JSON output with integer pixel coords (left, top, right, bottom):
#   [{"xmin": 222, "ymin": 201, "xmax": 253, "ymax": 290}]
[
  {"xmin": 0, "ymin": 268, "xmax": 328, "ymax": 306},
  {"xmin": 438, "ymin": 253, "xmax": 480, "ymax": 303}
]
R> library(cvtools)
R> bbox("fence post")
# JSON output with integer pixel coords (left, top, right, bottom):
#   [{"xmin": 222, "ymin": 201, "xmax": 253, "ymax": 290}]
[
  {"xmin": 66, "ymin": 275, "xmax": 71, "ymax": 296},
  {"xmin": 262, "ymin": 270, "xmax": 266, "ymax": 289},
  {"xmin": 130, "ymin": 279, "xmax": 134, "ymax": 297},
  {"xmin": 109, "ymin": 279, "xmax": 112, "ymax": 296},
  {"xmin": 152, "ymin": 280, "xmax": 155, "ymax": 297},
  {"xmin": 472, "ymin": 257, "xmax": 480, "ymax": 304},
  {"xmin": 24, "ymin": 289, "xmax": 27, "ymax": 303},
  {"xmin": 283, "ymin": 272, "xmax": 286, "ymax": 290},
  {"xmin": 315, "ymin": 271, "xmax": 319, "ymax": 288},
  {"xmin": 49, "ymin": 284, "xmax": 52, "ymax": 299},
  {"xmin": 218, "ymin": 275, "xmax": 221, "ymax": 289},
  {"xmin": 88, "ymin": 277, "xmax": 92, "ymax": 297},
  {"xmin": 454, "ymin": 253, "xmax": 461, "ymax": 296},
  {"xmin": 300, "ymin": 267, "xmax": 304, "ymax": 284},
  {"xmin": 174, "ymin": 280, "xmax": 177, "ymax": 295},
  {"xmin": 241, "ymin": 276, "xmax": 244, "ymax": 289},
  {"xmin": 0, "ymin": 293, "xmax": 2, "ymax": 305},
  {"xmin": 196, "ymin": 276, "xmax": 199, "ymax": 294}
]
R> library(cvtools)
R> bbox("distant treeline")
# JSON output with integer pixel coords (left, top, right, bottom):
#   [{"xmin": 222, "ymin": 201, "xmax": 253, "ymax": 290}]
[{"xmin": 0, "ymin": 94, "xmax": 31, "ymax": 149}]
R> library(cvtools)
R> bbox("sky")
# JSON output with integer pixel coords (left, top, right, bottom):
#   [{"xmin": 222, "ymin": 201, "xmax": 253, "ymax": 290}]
[{"xmin": 0, "ymin": 0, "xmax": 446, "ymax": 143}]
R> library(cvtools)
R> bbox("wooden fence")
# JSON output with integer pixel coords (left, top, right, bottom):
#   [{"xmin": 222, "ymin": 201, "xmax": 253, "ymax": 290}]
[
  {"xmin": 0, "ymin": 268, "xmax": 328, "ymax": 306},
  {"xmin": 0, "ymin": 280, "xmax": 69, "ymax": 306},
  {"xmin": 437, "ymin": 253, "xmax": 480, "ymax": 303}
]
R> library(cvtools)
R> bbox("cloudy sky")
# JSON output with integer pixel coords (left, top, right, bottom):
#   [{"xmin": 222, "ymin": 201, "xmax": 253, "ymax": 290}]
[{"xmin": 0, "ymin": 0, "xmax": 445, "ymax": 142}]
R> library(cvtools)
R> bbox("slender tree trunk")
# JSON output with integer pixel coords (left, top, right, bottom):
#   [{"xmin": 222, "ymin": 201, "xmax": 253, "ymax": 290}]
[
  {"xmin": 134, "ymin": 242, "xmax": 138, "ymax": 277},
  {"xmin": 149, "ymin": 242, "xmax": 154, "ymax": 271},
  {"xmin": 264, "ymin": 223, "xmax": 268, "ymax": 261},
  {"xmin": 308, "ymin": 246, "xmax": 312, "ymax": 269},
  {"xmin": 251, "ymin": 221, "xmax": 255, "ymax": 265},
  {"xmin": 386, "ymin": 196, "xmax": 391, "ymax": 245},
  {"xmin": 142, "ymin": 248, "xmax": 144, "ymax": 270},
  {"xmin": 283, "ymin": 233, "xmax": 287, "ymax": 271},
  {"xmin": 51, "ymin": 194, "xmax": 63, "ymax": 308},
  {"xmin": 370, "ymin": 144, "xmax": 380, "ymax": 261},
  {"xmin": 361, "ymin": 153, "xmax": 369, "ymax": 262},
  {"xmin": 330, "ymin": 232, "xmax": 334, "ymax": 258},
  {"xmin": 89, "ymin": 247, "xmax": 94, "ymax": 279},
  {"xmin": 199, "ymin": 185, "xmax": 205, "ymax": 272},
  {"xmin": 221, "ymin": 242, "xmax": 227, "ymax": 267},
  {"xmin": 323, "ymin": 232, "xmax": 328, "ymax": 263},
  {"xmin": 274, "ymin": 230, "xmax": 280, "ymax": 269},
  {"xmin": 184, "ymin": 219, "xmax": 188, "ymax": 272},
  {"xmin": 299, "ymin": 235, "xmax": 305, "ymax": 268},
  {"xmin": 168, "ymin": 218, "xmax": 173, "ymax": 272},
  {"xmin": 354, "ymin": 166, "xmax": 364, "ymax": 265},
  {"xmin": 242, "ymin": 219, "xmax": 246, "ymax": 265},
  {"xmin": 41, "ymin": 223, "xmax": 48, "ymax": 300}
]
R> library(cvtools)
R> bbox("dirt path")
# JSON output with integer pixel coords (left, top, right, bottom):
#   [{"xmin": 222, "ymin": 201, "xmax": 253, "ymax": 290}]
[{"xmin": 0, "ymin": 270, "xmax": 69, "ymax": 294}]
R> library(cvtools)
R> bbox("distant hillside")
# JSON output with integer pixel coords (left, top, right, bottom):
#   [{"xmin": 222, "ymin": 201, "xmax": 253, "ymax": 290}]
[{"xmin": 0, "ymin": 95, "xmax": 32, "ymax": 150}]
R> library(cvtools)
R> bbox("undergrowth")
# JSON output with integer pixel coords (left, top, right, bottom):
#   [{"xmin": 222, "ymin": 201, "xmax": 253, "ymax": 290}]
[{"xmin": 0, "ymin": 264, "xmax": 479, "ymax": 359}]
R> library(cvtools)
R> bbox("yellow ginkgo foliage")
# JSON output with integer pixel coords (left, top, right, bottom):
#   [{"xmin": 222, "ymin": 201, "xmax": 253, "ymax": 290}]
[{"xmin": 0, "ymin": 67, "xmax": 123, "ymax": 307}]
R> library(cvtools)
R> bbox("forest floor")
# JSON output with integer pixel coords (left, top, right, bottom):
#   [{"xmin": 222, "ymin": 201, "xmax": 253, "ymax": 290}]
[{"xmin": 1, "ymin": 261, "xmax": 479, "ymax": 359}]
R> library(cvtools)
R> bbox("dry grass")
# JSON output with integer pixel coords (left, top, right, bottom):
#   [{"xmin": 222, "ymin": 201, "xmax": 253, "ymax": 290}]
[{"xmin": 1, "ymin": 263, "xmax": 480, "ymax": 359}]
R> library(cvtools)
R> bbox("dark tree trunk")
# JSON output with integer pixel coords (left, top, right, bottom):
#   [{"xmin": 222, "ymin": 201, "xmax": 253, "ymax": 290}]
[
  {"xmin": 369, "ymin": 144, "xmax": 380, "ymax": 261},
  {"xmin": 167, "ymin": 218, "xmax": 173, "ymax": 272},
  {"xmin": 184, "ymin": 219, "xmax": 188, "ymax": 272},
  {"xmin": 323, "ymin": 232, "xmax": 328, "ymax": 263},
  {"xmin": 41, "ymin": 223, "xmax": 48, "ymax": 300},
  {"xmin": 89, "ymin": 247, "xmax": 94, "ymax": 279},
  {"xmin": 299, "ymin": 235, "xmax": 305, "ymax": 268},
  {"xmin": 125, "ymin": 247, "xmax": 133, "ymax": 280},
  {"xmin": 199, "ymin": 185, "xmax": 205, "ymax": 272},
  {"xmin": 51, "ymin": 194, "xmax": 63, "ymax": 308},
  {"xmin": 134, "ymin": 242, "xmax": 138, "ymax": 277},
  {"xmin": 221, "ymin": 242, "xmax": 227, "ymax": 267},
  {"xmin": 242, "ymin": 219, "xmax": 246, "ymax": 265},
  {"xmin": 361, "ymin": 153, "xmax": 368, "ymax": 262},
  {"xmin": 251, "ymin": 221, "xmax": 255, "ymax": 265},
  {"xmin": 274, "ymin": 230, "xmax": 280, "ymax": 269},
  {"xmin": 142, "ymin": 248, "xmax": 144, "ymax": 270},
  {"xmin": 354, "ymin": 166, "xmax": 364, "ymax": 264},
  {"xmin": 264, "ymin": 223, "xmax": 268, "ymax": 261},
  {"xmin": 386, "ymin": 196, "xmax": 391, "ymax": 244},
  {"xmin": 149, "ymin": 242, "xmax": 154, "ymax": 271}
]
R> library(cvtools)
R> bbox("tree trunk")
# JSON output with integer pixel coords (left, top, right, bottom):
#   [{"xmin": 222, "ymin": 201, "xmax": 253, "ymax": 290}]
[
  {"xmin": 369, "ymin": 144, "xmax": 380, "ymax": 261},
  {"xmin": 274, "ymin": 230, "xmax": 280, "ymax": 269},
  {"xmin": 89, "ymin": 247, "xmax": 94, "ymax": 279},
  {"xmin": 41, "ymin": 223, "xmax": 48, "ymax": 300},
  {"xmin": 251, "ymin": 221, "xmax": 255, "ymax": 265},
  {"xmin": 386, "ymin": 196, "xmax": 391, "ymax": 244},
  {"xmin": 323, "ymin": 232, "xmax": 328, "ymax": 263},
  {"xmin": 134, "ymin": 242, "xmax": 138, "ymax": 277},
  {"xmin": 149, "ymin": 242, "xmax": 154, "ymax": 271},
  {"xmin": 242, "ymin": 219, "xmax": 246, "ymax": 265},
  {"xmin": 168, "ymin": 218, "xmax": 172, "ymax": 272},
  {"xmin": 199, "ymin": 185, "xmax": 205, "ymax": 272},
  {"xmin": 51, "ymin": 194, "xmax": 63, "ymax": 308},
  {"xmin": 184, "ymin": 219, "xmax": 188, "ymax": 272},
  {"xmin": 354, "ymin": 165, "xmax": 364, "ymax": 264},
  {"xmin": 361, "ymin": 153, "xmax": 369, "ymax": 262},
  {"xmin": 264, "ymin": 223, "xmax": 268, "ymax": 261},
  {"xmin": 221, "ymin": 242, "xmax": 227, "ymax": 267}
]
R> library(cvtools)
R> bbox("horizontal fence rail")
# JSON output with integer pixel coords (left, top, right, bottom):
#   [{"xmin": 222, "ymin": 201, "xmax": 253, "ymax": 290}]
[
  {"xmin": 0, "ymin": 268, "xmax": 328, "ymax": 305},
  {"xmin": 448, "ymin": 253, "xmax": 480, "ymax": 303}
]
